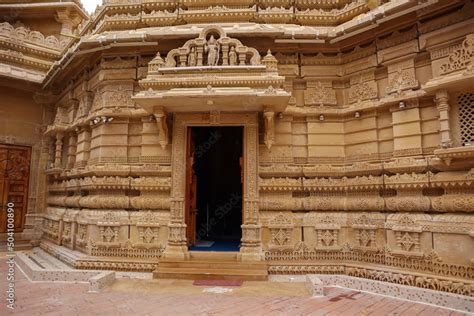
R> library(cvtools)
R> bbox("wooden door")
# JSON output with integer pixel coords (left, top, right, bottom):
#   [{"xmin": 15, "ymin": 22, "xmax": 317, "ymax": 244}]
[
  {"xmin": 184, "ymin": 128, "xmax": 197, "ymax": 245},
  {"xmin": 0, "ymin": 144, "xmax": 31, "ymax": 233}
]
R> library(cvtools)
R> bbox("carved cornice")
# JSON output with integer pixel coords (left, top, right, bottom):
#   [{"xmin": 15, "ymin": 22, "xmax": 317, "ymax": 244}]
[{"xmin": 295, "ymin": 0, "xmax": 370, "ymax": 26}]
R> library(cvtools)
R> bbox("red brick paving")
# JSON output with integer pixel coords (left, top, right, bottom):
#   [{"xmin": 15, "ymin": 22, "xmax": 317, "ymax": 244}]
[{"xmin": 0, "ymin": 259, "xmax": 466, "ymax": 316}]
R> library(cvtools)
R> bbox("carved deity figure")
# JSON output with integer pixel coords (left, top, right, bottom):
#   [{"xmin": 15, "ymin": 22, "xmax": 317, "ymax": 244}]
[
  {"xmin": 229, "ymin": 46, "xmax": 237, "ymax": 66},
  {"xmin": 205, "ymin": 35, "xmax": 220, "ymax": 66},
  {"xmin": 187, "ymin": 47, "xmax": 197, "ymax": 67}
]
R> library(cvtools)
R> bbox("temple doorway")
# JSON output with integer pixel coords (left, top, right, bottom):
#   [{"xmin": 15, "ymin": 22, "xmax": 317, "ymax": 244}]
[{"xmin": 185, "ymin": 126, "xmax": 243, "ymax": 251}]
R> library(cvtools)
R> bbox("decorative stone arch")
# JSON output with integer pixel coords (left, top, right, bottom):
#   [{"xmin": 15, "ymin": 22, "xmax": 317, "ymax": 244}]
[
  {"xmin": 163, "ymin": 25, "xmax": 262, "ymax": 68},
  {"xmin": 163, "ymin": 112, "xmax": 262, "ymax": 261}
]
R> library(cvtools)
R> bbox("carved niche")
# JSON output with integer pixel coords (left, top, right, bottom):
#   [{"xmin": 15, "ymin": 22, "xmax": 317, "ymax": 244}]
[
  {"xmin": 268, "ymin": 213, "xmax": 294, "ymax": 251},
  {"xmin": 387, "ymin": 214, "xmax": 430, "ymax": 257},
  {"xmin": 134, "ymin": 211, "xmax": 161, "ymax": 249},
  {"xmin": 352, "ymin": 214, "xmax": 379, "ymax": 251},
  {"xmin": 96, "ymin": 212, "xmax": 122, "ymax": 248},
  {"xmin": 75, "ymin": 223, "xmax": 88, "ymax": 248},
  {"xmin": 314, "ymin": 215, "xmax": 342, "ymax": 251}
]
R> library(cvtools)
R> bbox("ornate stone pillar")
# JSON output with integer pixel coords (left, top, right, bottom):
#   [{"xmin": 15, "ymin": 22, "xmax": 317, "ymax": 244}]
[
  {"xmin": 162, "ymin": 116, "xmax": 188, "ymax": 260},
  {"xmin": 54, "ymin": 132, "xmax": 64, "ymax": 168},
  {"xmin": 240, "ymin": 123, "xmax": 263, "ymax": 261},
  {"xmin": 435, "ymin": 90, "xmax": 452, "ymax": 148}
]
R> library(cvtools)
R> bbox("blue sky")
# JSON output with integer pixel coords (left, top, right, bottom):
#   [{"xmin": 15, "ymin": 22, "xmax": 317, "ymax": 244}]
[{"xmin": 81, "ymin": 0, "xmax": 102, "ymax": 13}]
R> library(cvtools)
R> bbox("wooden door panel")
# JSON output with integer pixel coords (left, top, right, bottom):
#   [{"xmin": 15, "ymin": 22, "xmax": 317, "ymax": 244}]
[
  {"xmin": 0, "ymin": 178, "xmax": 6, "ymax": 233},
  {"xmin": 0, "ymin": 144, "xmax": 30, "ymax": 233}
]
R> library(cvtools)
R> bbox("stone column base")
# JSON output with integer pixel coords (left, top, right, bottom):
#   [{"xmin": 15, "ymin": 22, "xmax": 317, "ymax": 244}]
[{"xmin": 162, "ymin": 222, "xmax": 189, "ymax": 260}]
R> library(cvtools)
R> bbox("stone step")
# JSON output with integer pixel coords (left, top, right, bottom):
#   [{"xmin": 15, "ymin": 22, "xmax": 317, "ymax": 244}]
[
  {"xmin": 32, "ymin": 248, "xmax": 73, "ymax": 270},
  {"xmin": 159, "ymin": 259, "xmax": 267, "ymax": 270},
  {"xmin": 153, "ymin": 266, "xmax": 268, "ymax": 281},
  {"xmin": 40, "ymin": 240, "xmax": 86, "ymax": 267},
  {"xmin": 189, "ymin": 251, "xmax": 239, "ymax": 261},
  {"xmin": 26, "ymin": 252, "xmax": 57, "ymax": 270}
]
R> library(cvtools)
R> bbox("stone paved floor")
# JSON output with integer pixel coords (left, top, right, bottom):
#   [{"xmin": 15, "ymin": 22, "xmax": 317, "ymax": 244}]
[{"xmin": 0, "ymin": 256, "xmax": 466, "ymax": 316}]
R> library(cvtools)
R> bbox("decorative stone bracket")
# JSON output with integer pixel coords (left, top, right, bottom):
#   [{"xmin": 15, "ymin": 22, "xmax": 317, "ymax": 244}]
[
  {"xmin": 154, "ymin": 111, "xmax": 169, "ymax": 149},
  {"xmin": 263, "ymin": 109, "xmax": 275, "ymax": 150}
]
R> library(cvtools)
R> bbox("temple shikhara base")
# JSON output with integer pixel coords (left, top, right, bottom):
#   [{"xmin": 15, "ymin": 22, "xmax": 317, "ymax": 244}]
[{"xmin": 0, "ymin": 0, "xmax": 473, "ymax": 314}]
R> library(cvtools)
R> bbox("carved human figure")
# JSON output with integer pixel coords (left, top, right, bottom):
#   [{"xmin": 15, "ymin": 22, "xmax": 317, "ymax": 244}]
[
  {"xmin": 187, "ymin": 47, "xmax": 196, "ymax": 67},
  {"xmin": 229, "ymin": 46, "xmax": 237, "ymax": 66},
  {"xmin": 205, "ymin": 35, "xmax": 219, "ymax": 66}
]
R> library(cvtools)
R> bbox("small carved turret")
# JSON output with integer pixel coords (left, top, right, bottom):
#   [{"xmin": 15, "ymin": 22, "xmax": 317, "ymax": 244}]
[
  {"xmin": 148, "ymin": 52, "xmax": 165, "ymax": 73},
  {"xmin": 262, "ymin": 49, "xmax": 278, "ymax": 72}
]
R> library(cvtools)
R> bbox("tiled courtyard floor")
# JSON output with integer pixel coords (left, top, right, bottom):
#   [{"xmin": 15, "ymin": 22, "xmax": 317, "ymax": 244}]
[{"xmin": 0, "ymin": 255, "xmax": 466, "ymax": 316}]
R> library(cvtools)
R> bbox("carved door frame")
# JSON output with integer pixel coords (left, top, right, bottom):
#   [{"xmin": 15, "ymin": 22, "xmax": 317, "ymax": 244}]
[{"xmin": 164, "ymin": 112, "xmax": 263, "ymax": 261}]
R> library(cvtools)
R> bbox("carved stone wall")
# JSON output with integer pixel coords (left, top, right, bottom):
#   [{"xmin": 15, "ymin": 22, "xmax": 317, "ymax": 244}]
[{"xmin": 3, "ymin": 0, "xmax": 473, "ymax": 296}]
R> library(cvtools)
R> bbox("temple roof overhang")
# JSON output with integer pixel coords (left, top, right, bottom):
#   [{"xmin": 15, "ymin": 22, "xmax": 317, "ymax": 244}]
[{"xmin": 134, "ymin": 86, "xmax": 290, "ymax": 113}]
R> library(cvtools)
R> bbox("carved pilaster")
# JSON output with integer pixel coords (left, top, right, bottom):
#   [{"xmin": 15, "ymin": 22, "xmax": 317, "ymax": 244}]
[
  {"xmin": 75, "ymin": 127, "xmax": 91, "ymax": 168},
  {"xmin": 54, "ymin": 132, "xmax": 64, "ymax": 168},
  {"xmin": 66, "ymin": 133, "xmax": 77, "ymax": 169},
  {"xmin": 435, "ymin": 90, "xmax": 452, "ymax": 148}
]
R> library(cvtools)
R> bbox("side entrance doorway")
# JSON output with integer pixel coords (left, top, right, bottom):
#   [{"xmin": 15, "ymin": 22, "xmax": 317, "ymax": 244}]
[
  {"xmin": 0, "ymin": 144, "xmax": 31, "ymax": 233},
  {"xmin": 185, "ymin": 126, "xmax": 243, "ymax": 251}
]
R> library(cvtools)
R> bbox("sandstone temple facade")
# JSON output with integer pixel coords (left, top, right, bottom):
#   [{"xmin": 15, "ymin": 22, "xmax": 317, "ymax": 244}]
[{"xmin": 0, "ymin": 0, "xmax": 473, "ymax": 298}]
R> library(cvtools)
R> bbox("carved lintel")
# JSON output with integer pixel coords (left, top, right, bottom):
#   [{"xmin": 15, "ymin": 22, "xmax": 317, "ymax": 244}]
[
  {"xmin": 210, "ymin": 110, "xmax": 220, "ymax": 124},
  {"xmin": 263, "ymin": 110, "xmax": 275, "ymax": 150},
  {"xmin": 154, "ymin": 111, "xmax": 169, "ymax": 149}
]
